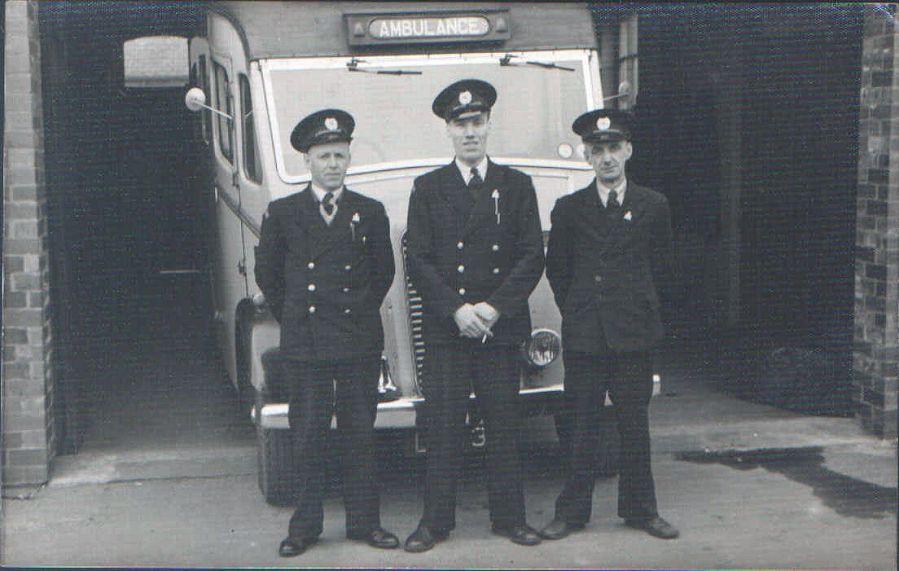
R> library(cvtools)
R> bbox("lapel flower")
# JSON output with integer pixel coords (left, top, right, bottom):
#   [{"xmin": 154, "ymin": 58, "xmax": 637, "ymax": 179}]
[
  {"xmin": 352, "ymin": 212, "xmax": 361, "ymax": 224},
  {"xmin": 623, "ymin": 211, "xmax": 633, "ymax": 221}
]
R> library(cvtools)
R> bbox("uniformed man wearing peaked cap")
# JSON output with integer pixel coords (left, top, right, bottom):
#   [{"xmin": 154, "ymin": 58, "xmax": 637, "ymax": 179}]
[
  {"xmin": 403, "ymin": 79, "xmax": 545, "ymax": 552},
  {"xmin": 540, "ymin": 108, "xmax": 679, "ymax": 541},
  {"xmin": 255, "ymin": 109, "xmax": 399, "ymax": 557}
]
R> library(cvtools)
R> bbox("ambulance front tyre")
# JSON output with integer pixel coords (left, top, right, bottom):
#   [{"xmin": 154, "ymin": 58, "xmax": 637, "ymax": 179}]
[
  {"xmin": 255, "ymin": 350, "xmax": 300, "ymax": 506},
  {"xmin": 256, "ymin": 405, "xmax": 299, "ymax": 506}
]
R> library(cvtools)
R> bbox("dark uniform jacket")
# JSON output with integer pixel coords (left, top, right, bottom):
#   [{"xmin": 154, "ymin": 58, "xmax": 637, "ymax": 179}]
[
  {"xmin": 545, "ymin": 180, "xmax": 674, "ymax": 354},
  {"xmin": 405, "ymin": 160, "xmax": 545, "ymax": 346},
  {"xmin": 254, "ymin": 186, "xmax": 395, "ymax": 361}
]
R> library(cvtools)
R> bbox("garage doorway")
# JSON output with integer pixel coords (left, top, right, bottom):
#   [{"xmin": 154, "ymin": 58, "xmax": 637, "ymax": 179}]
[
  {"xmin": 39, "ymin": 2, "xmax": 253, "ymax": 460},
  {"xmin": 629, "ymin": 5, "xmax": 861, "ymax": 414}
]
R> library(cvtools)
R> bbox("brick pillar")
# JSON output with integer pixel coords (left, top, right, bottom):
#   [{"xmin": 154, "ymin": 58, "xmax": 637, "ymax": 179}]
[
  {"xmin": 854, "ymin": 6, "xmax": 899, "ymax": 439},
  {"xmin": 2, "ymin": 0, "xmax": 55, "ymax": 487}
]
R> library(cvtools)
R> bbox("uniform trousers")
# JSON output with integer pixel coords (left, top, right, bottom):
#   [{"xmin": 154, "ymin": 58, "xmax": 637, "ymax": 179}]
[
  {"xmin": 284, "ymin": 356, "xmax": 381, "ymax": 540},
  {"xmin": 420, "ymin": 343, "xmax": 526, "ymax": 532},
  {"xmin": 554, "ymin": 350, "xmax": 658, "ymax": 524}
]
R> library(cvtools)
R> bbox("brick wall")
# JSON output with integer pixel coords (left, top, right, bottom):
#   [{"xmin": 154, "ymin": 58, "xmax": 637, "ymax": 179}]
[
  {"xmin": 854, "ymin": 5, "xmax": 899, "ymax": 439},
  {"xmin": 2, "ymin": 0, "xmax": 56, "ymax": 487}
]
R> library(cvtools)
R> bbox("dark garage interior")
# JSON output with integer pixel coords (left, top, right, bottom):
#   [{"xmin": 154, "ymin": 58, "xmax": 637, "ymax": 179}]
[
  {"xmin": 630, "ymin": 4, "xmax": 861, "ymax": 414},
  {"xmin": 37, "ymin": 3, "xmax": 863, "ymax": 458},
  {"xmin": 37, "ymin": 1, "xmax": 253, "ymax": 456}
]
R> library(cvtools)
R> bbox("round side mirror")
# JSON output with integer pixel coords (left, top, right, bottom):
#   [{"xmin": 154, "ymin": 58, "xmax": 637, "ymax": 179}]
[{"xmin": 185, "ymin": 87, "xmax": 207, "ymax": 112}]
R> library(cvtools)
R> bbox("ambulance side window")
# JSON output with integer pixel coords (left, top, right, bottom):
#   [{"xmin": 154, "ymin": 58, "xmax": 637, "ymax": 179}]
[
  {"xmin": 213, "ymin": 61, "xmax": 233, "ymax": 163},
  {"xmin": 198, "ymin": 55, "xmax": 210, "ymax": 144},
  {"xmin": 239, "ymin": 74, "xmax": 261, "ymax": 184}
]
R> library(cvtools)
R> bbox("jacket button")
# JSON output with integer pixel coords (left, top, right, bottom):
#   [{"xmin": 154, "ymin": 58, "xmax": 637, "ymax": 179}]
[
  {"xmin": 493, "ymin": 268, "xmax": 500, "ymax": 274},
  {"xmin": 342, "ymin": 287, "xmax": 350, "ymax": 293},
  {"xmin": 308, "ymin": 305, "xmax": 316, "ymax": 314},
  {"xmin": 458, "ymin": 288, "xmax": 466, "ymax": 295},
  {"xmin": 307, "ymin": 262, "xmax": 315, "ymax": 270},
  {"xmin": 457, "ymin": 265, "xmax": 465, "ymax": 273},
  {"xmin": 492, "ymin": 244, "xmax": 499, "ymax": 252},
  {"xmin": 594, "ymin": 275, "xmax": 602, "ymax": 283},
  {"xmin": 344, "ymin": 308, "xmax": 352, "ymax": 315},
  {"xmin": 308, "ymin": 284, "xmax": 316, "ymax": 292},
  {"xmin": 344, "ymin": 264, "xmax": 352, "ymax": 271},
  {"xmin": 457, "ymin": 241, "xmax": 464, "ymax": 250}
]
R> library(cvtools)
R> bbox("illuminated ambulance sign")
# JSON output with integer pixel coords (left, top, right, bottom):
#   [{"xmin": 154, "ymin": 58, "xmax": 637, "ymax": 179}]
[{"xmin": 346, "ymin": 11, "xmax": 511, "ymax": 46}]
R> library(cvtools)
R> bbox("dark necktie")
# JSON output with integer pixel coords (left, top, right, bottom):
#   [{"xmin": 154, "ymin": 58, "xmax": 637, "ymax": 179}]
[
  {"xmin": 607, "ymin": 189, "xmax": 620, "ymax": 212},
  {"xmin": 468, "ymin": 167, "xmax": 483, "ymax": 199},
  {"xmin": 322, "ymin": 191, "xmax": 335, "ymax": 216}
]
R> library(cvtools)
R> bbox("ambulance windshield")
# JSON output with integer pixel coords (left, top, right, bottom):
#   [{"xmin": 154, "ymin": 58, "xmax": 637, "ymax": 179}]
[{"xmin": 262, "ymin": 50, "xmax": 599, "ymax": 183}]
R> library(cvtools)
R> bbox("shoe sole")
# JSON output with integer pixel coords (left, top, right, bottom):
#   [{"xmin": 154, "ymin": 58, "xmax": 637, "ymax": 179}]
[
  {"xmin": 404, "ymin": 534, "xmax": 447, "ymax": 553},
  {"xmin": 538, "ymin": 524, "xmax": 585, "ymax": 540},
  {"xmin": 278, "ymin": 539, "xmax": 317, "ymax": 557},
  {"xmin": 624, "ymin": 523, "xmax": 679, "ymax": 540},
  {"xmin": 491, "ymin": 529, "xmax": 542, "ymax": 546},
  {"xmin": 404, "ymin": 540, "xmax": 441, "ymax": 553}
]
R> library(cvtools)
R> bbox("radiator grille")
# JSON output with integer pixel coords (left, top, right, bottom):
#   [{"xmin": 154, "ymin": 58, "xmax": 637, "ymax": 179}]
[{"xmin": 401, "ymin": 233, "xmax": 426, "ymax": 392}]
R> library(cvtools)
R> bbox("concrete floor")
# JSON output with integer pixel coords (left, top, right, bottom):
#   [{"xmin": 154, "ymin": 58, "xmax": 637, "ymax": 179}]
[
  {"xmin": 2, "ymin": 441, "xmax": 895, "ymax": 568},
  {"xmin": 2, "ymin": 285, "xmax": 896, "ymax": 568}
]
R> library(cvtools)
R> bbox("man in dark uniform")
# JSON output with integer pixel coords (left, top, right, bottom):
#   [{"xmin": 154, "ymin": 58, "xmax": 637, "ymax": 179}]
[
  {"xmin": 403, "ymin": 79, "xmax": 545, "ymax": 553},
  {"xmin": 539, "ymin": 109, "xmax": 679, "ymax": 541},
  {"xmin": 254, "ymin": 109, "xmax": 399, "ymax": 557}
]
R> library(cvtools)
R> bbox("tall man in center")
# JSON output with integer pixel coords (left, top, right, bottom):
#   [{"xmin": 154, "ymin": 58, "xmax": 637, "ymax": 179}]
[{"xmin": 404, "ymin": 79, "xmax": 546, "ymax": 552}]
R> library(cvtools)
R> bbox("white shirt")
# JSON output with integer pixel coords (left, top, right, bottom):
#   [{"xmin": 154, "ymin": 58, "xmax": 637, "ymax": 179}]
[
  {"xmin": 597, "ymin": 179, "xmax": 627, "ymax": 208},
  {"xmin": 456, "ymin": 156, "xmax": 489, "ymax": 185},
  {"xmin": 311, "ymin": 183, "xmax": 343, "ymax": 224}
]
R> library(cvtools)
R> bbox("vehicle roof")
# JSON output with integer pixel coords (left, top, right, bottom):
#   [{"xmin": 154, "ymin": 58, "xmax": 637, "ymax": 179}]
[{"xmin": 212, "ymin": 1, "xmax": 597, "ymax": 60}]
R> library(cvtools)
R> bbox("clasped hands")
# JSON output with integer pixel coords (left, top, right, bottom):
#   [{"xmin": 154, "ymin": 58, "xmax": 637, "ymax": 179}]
[{"xmin": 453, "ymin": 302, "xmax": 500, "ymax": 340}]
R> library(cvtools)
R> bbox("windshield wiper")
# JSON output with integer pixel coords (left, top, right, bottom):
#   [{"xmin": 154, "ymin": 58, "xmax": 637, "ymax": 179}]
[
  {"xmin": 347, "ymin": 58, "xmax": 423, "ymax": 75},
  {"xmin": 499, "ymin": 54, "xmax": 575, "ymax": 72}
]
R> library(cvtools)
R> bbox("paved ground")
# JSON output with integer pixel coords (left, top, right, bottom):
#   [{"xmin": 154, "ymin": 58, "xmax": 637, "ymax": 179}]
[
  {"xmin": 1, "ymin": 291, "xmax": 896, "ymax": 568},
  {"xmin": 2, "ymin": 440, "xmax": 895, "ymax": 568},
  {"xmin": 3, "ymin": 375, "xmax": 896, "ymax": 568}
]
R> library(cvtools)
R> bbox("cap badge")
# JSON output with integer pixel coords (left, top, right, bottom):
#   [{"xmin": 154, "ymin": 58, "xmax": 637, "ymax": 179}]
[
  {"xmin": 597, "ymin": 117, "xmax": 612, "ymax": 131},
  {"xmin": 459, "ymin": 91, "xmax": 473, "ymax": 105},
  {"xmin": 324, "ymin": 117, "xmax": 339, "ymax": 131}
]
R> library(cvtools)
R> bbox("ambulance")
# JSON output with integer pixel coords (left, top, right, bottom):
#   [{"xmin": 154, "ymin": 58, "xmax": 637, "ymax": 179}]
[{"xmin": 184, "ymin": 1, "xmax": 646, "ymax": 504}]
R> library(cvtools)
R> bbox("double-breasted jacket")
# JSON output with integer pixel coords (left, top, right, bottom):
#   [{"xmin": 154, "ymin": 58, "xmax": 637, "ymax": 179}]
[{"xmin": 254, "ymin": 186, "xmax": 395, "ymax": 361}]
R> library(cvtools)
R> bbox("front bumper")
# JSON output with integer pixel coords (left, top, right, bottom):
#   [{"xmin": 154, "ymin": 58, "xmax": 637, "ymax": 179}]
[{"xmin": 251, "ymin": 376, "xmax": 660, "ymax": 430}]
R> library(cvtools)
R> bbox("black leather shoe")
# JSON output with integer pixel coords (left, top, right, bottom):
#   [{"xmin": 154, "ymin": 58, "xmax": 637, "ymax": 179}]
[
  {"xmin": 491, "ymin": 524, "xmax": 542, "ymax": 546},
  {"xmin": 624, "ymin": 516, "xmax": 679, "ymax": 539},
  {"xmin": 278, "ymin": 536, "xmax": 317, "ymax": 557},
  {"xmin": 538, "ymin": 519, "xmax": 585, "ymax": 540},
  {"xmin": 352, "ymin": 527, "xmax": 400, "ymax": 549},
  {"xmin": 404, "ymin": 525, "xmax": 448, "ymax": 553}
]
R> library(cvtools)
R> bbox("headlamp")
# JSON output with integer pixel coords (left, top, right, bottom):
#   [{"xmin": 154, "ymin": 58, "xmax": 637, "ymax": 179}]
[{"xmin": 523, "ymin": 328, "xmax": 562, "ymax": 368}]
